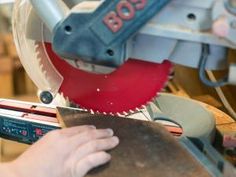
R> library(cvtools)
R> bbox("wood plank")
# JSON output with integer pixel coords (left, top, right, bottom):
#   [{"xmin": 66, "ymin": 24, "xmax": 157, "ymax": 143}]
[
  {"xmin": 193, "ymin": 95, "xmax": 222, "ymax": 108},
  {"xmin": 199, "ymin": 102, "xmax": 235, "ymax": 125},
  {"xmin": 217, "ymin": 123, "xmax": 236, "ymax": 134},
  {"xmin": 57, "ymin": 107, "xmax": 212, "ymax": 177}
]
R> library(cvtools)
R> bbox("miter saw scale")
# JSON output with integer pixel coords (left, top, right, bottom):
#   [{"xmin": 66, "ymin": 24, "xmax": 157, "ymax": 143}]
[{"xmin": 0, "ymin": 99, "xmax": 59, "ymax": 144}]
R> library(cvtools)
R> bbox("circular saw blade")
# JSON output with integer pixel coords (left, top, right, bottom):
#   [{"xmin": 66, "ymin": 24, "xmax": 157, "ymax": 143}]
[{"xmin": 44, "ymin": 43, "xmax": 172, "ymax": 114}]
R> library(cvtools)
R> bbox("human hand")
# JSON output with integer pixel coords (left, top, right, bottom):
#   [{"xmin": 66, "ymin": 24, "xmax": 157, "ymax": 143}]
[{"xmin": 0, "ymin": 126, "xmax": 119, "ymax": 177}]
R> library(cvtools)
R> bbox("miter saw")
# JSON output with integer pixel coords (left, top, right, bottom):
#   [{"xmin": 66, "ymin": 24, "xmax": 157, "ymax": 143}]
[
  {"xmin": 1, "ymin": 0, "xmax": 236, "ymax": 175},
  {"xmin": 10, "ymin": 0, "xmax": 236, "ymax": 115},
  {"xmin": 0, "ymin": 0, "xmax": 236, "ymax": 176}
]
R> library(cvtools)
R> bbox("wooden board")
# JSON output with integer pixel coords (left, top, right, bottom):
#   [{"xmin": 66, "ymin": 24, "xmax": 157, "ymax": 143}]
[
  {"xmin": 217, "ymin": 123, "xmax": 236, "ymax": 135},
  {"xmin": 57, "ymin": 107, "xmax": 212, "ymax": 177},
  {"xmin": 200, "ymin": 102, "xmax": 235, "ymax": 125}
]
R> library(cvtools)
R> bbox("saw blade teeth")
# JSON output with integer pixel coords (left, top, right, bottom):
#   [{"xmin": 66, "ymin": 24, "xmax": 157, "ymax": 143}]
[
  {"xmin": 147, "ymin": 101, "xmax": 153, "ymax": 107},
  {"xmin": 168, "ymin": 69, "xmax": 175, "ymax": 82},
  {"xmin": 38, "ymin": 63, "xmax": 43, "ymax": 70},
  {"xmin": 161, "ymin": 88, "xmax": 167, "ymax": 92},
  {"xmin": 122, "ymin": 111, "xmax": 129, "ymax": 116},
  {"xmin": 34, "ymin": 42, "xmax": 90, "ymax": 112},
  {"xmin": 116, "ymin": 113, "xmax": 122, "ymax": 117},
  {"xmin": 43, "ymin": 70, "xmax": 47, "ymax": 75},
  {"xmin": 141, "ymin": 105, "xmax": 146, "ymax": 109},
  {"xmin": 129, "ymin": 109, "xmax": 135, "ymax": 114},
  {"xmin": 164, "ymin": 81, "xmax": 169, "ymax": 88},
  {"xmin": 90, "ymin": 109, "xmax": 95, "ymax": 114},
  {"xmin": 65, "ymin": 96, "xmax": 70, "ymax": 104},
  {"xmin": 107, "ymin": 112, "xmax": 114, "ymax": 116},
  {"xmin": 136, "ymin": 108, "xmax": 141, "ymax": 112},
  {"xmin": 169, "ymin": 66, "xmax": 175, "ymax": 74},
  {"xmin": 34, "ymin": 42, "xmax": 57, "ymax": 90},
  {"xmin": 168, "ymin": 75, "xmax": 174, "ymax": 81},
  {"xmin": 34, "ymin": 42, "xmax": 55, "ymax": 85},
  {"xmin": 146, "ymin": 102, "xmax": 152, "ymax": 107},
  {"xmin": 60, "ymin": 92, "xmax": 64, "ymax": 98},
  {"xmin": 169, "ymin": 70, "xmax": 175, "ymax": 77}
]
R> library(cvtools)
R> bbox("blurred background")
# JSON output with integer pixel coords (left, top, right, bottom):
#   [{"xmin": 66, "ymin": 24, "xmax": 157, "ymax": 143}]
[{"xmin": 0, "ymin": 4, "xmax": 38, "ymax": 103}]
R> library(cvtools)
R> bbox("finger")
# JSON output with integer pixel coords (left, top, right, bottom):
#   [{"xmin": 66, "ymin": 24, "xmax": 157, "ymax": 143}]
[
  {"xmin": 68, "ymin": 129, "xmax": 114, "ymax": 150},
  {"xmin": 73, "ymin": 152, "xmax": 111, "ymax": 177},
  {"xmin": 73, "ymin": 136, "xmax": 119, "ymax": 161},
  {"xmin": 60, "ymin": 125, "xmax": 96, "ymax": 136}
]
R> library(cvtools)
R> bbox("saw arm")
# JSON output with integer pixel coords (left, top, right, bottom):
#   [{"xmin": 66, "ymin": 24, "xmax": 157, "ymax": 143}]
[
  {"xmin": 29, "ymin": 0, "xmax": 69, "ymax": 32},
  {"xmin": 30, "ymin": 0, "xmax": 171, "ymax": 67}
]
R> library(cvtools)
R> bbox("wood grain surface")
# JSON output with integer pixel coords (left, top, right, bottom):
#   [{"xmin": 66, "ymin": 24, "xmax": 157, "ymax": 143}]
[{"xmin": 57, "ymin": 107, "xmax": 211, "ymax": 177}]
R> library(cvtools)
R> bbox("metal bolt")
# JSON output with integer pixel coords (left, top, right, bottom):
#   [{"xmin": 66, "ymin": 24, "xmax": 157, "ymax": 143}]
[
  {"xmin": 106, "ymin": 49, "xmax": 114, "ymax": 56},
  {"xmin": 40, "ymin": 91, "xmax": 54, "ymax": 104}
]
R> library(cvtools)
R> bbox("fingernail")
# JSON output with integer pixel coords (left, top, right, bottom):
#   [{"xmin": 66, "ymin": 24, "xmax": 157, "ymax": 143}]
[
  {"xmin": 112, "ymin": 136, "xmax": 119, "ymax": 144},
  {"xmin": 105, "ymin": 153, "xmax": 111, "ymax": 160},
  {"xmin": 107, "ymin": 128, "xmax": 114, "ymax": 135}
]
